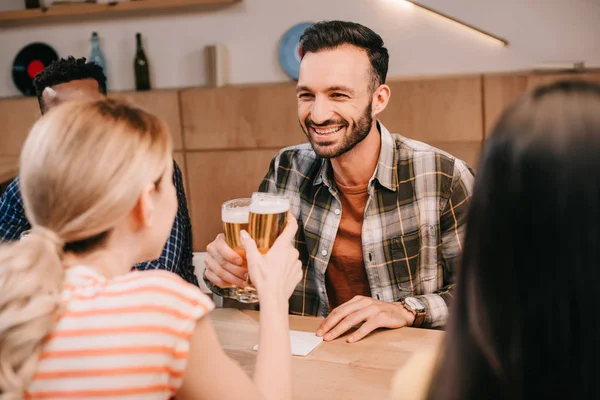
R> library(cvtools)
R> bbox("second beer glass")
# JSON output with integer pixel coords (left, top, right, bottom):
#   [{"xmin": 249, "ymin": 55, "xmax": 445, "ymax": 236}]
[{"xmin": 238, "ymin": 192, "xmax": 291, "ymax": 303}]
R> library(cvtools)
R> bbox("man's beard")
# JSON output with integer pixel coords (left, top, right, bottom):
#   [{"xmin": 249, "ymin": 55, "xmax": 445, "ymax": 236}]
[{"xmin": 301, "ymin": 103, "xmax": 373, "ymax": 159}]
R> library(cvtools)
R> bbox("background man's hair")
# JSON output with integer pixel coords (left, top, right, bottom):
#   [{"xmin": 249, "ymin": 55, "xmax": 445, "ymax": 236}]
[{"xmin": 33, "ymin": 56, "xmax": 107, "ymax": 110}]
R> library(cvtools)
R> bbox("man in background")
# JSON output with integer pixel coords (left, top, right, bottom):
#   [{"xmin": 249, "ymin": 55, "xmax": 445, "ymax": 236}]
[{"xmin": 0, "ymin": 56, "xmax": 198, "ymax": 285}]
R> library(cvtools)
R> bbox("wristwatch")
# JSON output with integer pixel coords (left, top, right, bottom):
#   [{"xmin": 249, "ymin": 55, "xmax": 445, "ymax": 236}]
[{"xmin": 400, "ymin": 297, "xmax": 426, "ymax": 327}]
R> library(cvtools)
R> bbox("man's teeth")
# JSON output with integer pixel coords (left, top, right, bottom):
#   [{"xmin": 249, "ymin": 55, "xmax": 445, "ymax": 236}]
[{"xmin": 313, "ymin": 126, "xmax": 343, "ymax": 135}]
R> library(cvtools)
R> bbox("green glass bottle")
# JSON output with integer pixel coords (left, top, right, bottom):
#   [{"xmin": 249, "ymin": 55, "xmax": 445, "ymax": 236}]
[
  {"xmin": 25, "ymin": 0, "xmax": 41, "ymax": 9},
  {"xmin": 134, "ymin": 33, "xmax": 151, "ymax": 91}
]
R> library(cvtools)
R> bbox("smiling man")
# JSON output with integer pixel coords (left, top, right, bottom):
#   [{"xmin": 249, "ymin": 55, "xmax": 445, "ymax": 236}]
[{"xmin": 204, "ymin": 21, "xmax": 474, "ymax": 341}]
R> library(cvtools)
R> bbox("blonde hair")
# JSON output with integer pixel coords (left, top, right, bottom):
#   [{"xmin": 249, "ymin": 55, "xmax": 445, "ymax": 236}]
[{"xmin": 0, "ymin": 98, "xmax": 172, "ymax": 398}]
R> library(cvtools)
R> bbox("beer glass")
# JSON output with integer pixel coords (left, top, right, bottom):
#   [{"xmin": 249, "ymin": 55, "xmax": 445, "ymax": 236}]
[
  {"xmin": 221, "ymin": 198, "xmax": 251, "ymax": 300},
  {"xmin": 239, "ymin": 192, "xmax": 291, "ymax": 303}
]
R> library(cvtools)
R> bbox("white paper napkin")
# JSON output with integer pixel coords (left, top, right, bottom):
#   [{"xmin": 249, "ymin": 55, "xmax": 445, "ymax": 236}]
[{"xmin": 253, "ymin": 330, "xmax": 323, "ymax": 357}]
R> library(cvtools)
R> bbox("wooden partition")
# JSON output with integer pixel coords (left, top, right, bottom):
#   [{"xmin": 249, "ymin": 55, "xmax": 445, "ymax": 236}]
[
  {"xmin": 0, "ymin": 91, "xmax": 184, "ymax": 152},
  {"xmin": 112, "ymin": 90, "xmax": 184, "ymax": 151},
  {"xmin": 0, "ymin": 97, "xmax": 39, "ymax": 156},
  {"xmin": 482, "ymin": 75, "xmax": 528, "ymax": 136},
  {"xmin": 181, "ymin": 83, "xmax": 304, "ymax": 150},
  {"xmin": 181, "ymin": 83, "xmax": 306, "ymax": 249},
  {"xmin": 0, "ymin": 90, "xmax": 188, "ymax": 188},
  {"xmin": 1, "ymin": 70, "xmax": 599, "ymax": 251},
  {"xmin": 381, "ymin": 76, "xmax": 484, "ymax": 168},
  {"xmin": 483, "ymin": 72, "xmax": 600, "ymax": 137}
]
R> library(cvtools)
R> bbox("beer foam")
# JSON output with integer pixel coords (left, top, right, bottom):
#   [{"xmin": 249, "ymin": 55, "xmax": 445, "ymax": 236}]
[
  {"xmin": 222, "ymin": 207, "xmax": 249, "ymax": 223},
  {"xmin": 249, "ymin": 198, "xmax": 290, "ymax": 215}
]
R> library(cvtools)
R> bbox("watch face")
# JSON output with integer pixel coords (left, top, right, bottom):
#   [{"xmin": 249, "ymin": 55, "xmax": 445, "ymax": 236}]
[{"xmin": 405, "ymin": 297, "xmax": 425, "ymax": 311}]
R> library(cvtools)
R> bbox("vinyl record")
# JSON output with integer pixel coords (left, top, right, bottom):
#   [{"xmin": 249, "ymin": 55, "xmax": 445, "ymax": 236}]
[
  {"xmin": 12, "ymin": 42, "xmax": 59, "ymax": 96},
  {"xmin": 278, "ymin": 22, "xmax": 313, "ymax": 81}
]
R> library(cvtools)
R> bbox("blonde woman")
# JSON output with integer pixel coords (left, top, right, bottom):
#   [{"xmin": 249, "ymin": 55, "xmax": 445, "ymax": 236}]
[{"xmin": 0, "ymin": 98, "xmax": 302, "ymax": 400}]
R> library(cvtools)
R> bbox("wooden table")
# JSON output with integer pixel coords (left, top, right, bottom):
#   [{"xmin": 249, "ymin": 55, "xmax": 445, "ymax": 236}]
[
  {"xmin": 0, "ymin": 156, "xmax": 18, "ymax": 185},
  {"xmin": 210, "ymin": 308, "xmax": 444, "ymax": 400}
]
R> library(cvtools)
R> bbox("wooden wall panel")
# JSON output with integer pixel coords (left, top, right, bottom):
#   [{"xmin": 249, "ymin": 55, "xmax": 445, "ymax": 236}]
[
  {"xmin": 430, "ymin": 141, "xmax": 482, "ymax": 170},
  {"xmin": 12, "ymin": 71, "xmax": 600, "ymax": 254},
  {"xmin": 0, "ymin": 156, "xmax": 18, "ymax": 184},
  {"xmin": 526, "ymin": 72, "xmax": 600, "ymax": 90},
  {"xmin": 0, "ymin": 97, "xmax": 39, "ymax": 156},
  {"xmin": 112, "ymin": 90, "xmax": 184, "ymax": 150},
  {"xmin": 186, "ymin": 149, "xmax": 278, "ymax": 250},
  {"xmin": 483, "ymin": 75, "xmax": 528, "ymax": 137},
  {"xmin": 380, "ymin": 76, "xmax": 483, "ymax": 142},
  {"xmin": 483, "ymin": 72, "xmax": 600, "ymax": 138},
  {"xmin": 0, "ymin": 90, "xmax": 184, "ymax": 157},
  {"xmin": 181, "ymin": 83, "xmax": 306, "ymax": 151}
]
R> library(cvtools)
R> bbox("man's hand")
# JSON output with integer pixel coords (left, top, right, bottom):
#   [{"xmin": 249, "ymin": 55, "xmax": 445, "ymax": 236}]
[
  {"xmin": 204, "ymin": 234, "xmax": 248, "ymax": 289},
  {"xmin": 316, "ymin": 296, "xmax": 416, "ymax": 343}
]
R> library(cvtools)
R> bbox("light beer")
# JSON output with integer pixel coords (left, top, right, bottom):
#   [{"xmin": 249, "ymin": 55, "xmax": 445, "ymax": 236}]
[
  {"xmin": 221, "ymin": 198, "xmax": 251, "ymax": 300},
  {"xmin": 239, "ymin": 193, "xmax": 290, "ymax": 303},
  {"xmin": 249, "ymin": 202, "xmax": 289, "ymax": 253},
  {"xmin": 222, "ymin": 208, "xmax": 249, "ymax": 256}
]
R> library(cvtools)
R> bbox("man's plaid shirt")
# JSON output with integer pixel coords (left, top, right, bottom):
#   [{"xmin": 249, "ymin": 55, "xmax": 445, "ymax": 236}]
[
  {"xmin": 0, "ymin": 160, "xmax": 198, "ymax": 286},
  {"xmin": 259, "ymin": 122, "xmax": 474, "ymax": 328}
]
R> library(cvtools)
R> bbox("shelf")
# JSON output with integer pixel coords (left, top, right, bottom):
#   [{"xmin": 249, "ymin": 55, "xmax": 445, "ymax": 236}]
[{"xmin": 0, "ymin": 0, "xmax": 241, "ymax": 27}]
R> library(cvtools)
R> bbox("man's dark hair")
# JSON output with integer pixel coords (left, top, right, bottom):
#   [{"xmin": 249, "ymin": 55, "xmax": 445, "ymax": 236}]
[
  {"xmin": 33, "ymin": 56, "xmax": 107, "ymax": 110},
  {"xmin": 299, "ymin": 20, "xmax": 389, "ymax": 89}
]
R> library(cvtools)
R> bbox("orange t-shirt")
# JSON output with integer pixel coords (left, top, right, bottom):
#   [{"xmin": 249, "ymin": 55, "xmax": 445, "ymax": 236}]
[{"xmin": 325, "ymin": 180, "xmax": 372, "ymax": 310}]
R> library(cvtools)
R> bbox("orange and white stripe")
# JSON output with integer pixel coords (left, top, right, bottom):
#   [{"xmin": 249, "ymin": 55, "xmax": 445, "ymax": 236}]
[{"xmin": 27, "ymin": 266, "xmax": 214, "ymax": 400}]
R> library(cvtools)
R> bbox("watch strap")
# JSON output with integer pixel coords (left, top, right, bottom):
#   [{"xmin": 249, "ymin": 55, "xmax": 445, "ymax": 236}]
[{"xmin": 400, "ymin": 297, "xmax": 426, "ymax": 327}]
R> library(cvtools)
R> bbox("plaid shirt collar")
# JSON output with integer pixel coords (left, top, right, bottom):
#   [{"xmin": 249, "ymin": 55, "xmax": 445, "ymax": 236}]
[{"xmin": 312, "ymin": 121, "xmax": 397, "ymax": 192}]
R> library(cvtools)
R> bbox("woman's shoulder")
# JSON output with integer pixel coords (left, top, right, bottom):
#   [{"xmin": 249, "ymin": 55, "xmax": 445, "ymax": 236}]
[
  {"xmin": 111, "ymin": 270, "xmax": 215, "ymax": 316},
  {"xmin": 64, "ymin": 266, "xmax": 215, "ymax": 324}
]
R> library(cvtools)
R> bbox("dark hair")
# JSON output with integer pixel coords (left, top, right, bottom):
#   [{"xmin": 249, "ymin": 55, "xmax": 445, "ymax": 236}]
[
  {"xmin": 427, "ymin": 80, "xmax": 600, "ymax": 400},
  {"xmin": 299, "ymin": 20, "xmax": 389, "ymax": 88},
  {"xmin": 33, "ymin": 56, "xmax": 107, "ymax": 111}
]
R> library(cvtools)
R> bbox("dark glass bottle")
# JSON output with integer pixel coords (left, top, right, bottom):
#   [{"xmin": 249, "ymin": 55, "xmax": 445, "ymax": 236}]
[
  {"xmin": 25, "ymin": 0, "xmax": 41, "ymax": 9},
  {"xmin": 134, "ymin": 33, "xmax": 151, "ymax": 91}
]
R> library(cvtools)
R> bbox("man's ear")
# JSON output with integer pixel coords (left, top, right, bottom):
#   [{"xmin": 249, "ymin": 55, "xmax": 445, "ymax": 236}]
[
  {"xmin": 44, "ymin": 87, "xmax": 57, "ymax": 99},
  {"xmin": 40, "ymin": 87, "xmax": 58, "ymax": 114},
  {"xmin": 371, "ymin": 84, "xmax": 391, "ymax": 117}
]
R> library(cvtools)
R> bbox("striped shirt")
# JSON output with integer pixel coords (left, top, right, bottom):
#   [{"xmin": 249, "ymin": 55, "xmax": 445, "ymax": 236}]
[
  {"xmin": 207, "ymin": 122, "xmax": 473, "ymax": 328},
  {"xmin": 27, "ymin": 266, "xmax": 214, "ymax": 400}
]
